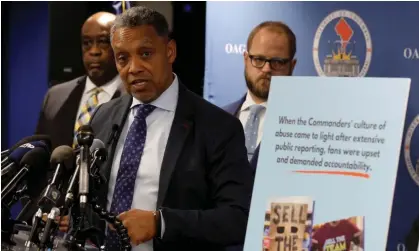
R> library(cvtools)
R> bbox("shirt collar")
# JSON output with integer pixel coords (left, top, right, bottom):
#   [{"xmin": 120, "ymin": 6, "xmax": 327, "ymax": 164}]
[
  {"xmin": 85, "ymin": 75, "xmax": 121, "ymax": 96},
  {"xmin": 240, "ymin": 90, "xmax": 267, "ymax": 112},
  {"xmin": 130, "ymin": 73, "xmax": 179, "ymax": 112}
]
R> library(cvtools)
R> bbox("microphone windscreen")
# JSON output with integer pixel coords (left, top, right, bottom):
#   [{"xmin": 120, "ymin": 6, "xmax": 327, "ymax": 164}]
[
  {"xmin": 20, "ymin": 147, "xmax": 50, "ymax": 168},
  {"xmin": 9, "ymin": 141, "xmax": 49, "ymax": 163},
  {"xmin": 20, "ymin": 148, "xmax": 50, "ymax": 198},
  {"xmin": 78, "ymin": 125, "xmax": 93, "ymax": 133},
  {"xmin": 50, "ymin": 146, "xmax": 75, "ymax": 167},
  {"xmin": 10, "ymin": 135, "xmax": 51, "ymax": 152},
  {"xmin": 90, "ymin": 139, "xmax": 105, "ymax": 152}
]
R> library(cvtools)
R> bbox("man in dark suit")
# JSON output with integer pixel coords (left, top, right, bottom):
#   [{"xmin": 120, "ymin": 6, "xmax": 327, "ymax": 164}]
[
  {"xmin": 27, "ymin": 12, "xmax": 123, "ymax": 229},
  {"xmin": 223, "ymin": 21, "xmax": 297, "ymax": 173},
  {"xmin": 87, "ymin": 6, "xmax": 253, "ymax": 251},
  {"xmin": 36, "ymin": 12, "xmax": 123, "ymax": 150},
  {"xmin": 406, "ymin": 214, "xmax": 419, "ymax": 251}
]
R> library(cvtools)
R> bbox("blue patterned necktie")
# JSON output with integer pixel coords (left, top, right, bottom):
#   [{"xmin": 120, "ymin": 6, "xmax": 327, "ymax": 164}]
[
  {"xmin": 106, "ymin": 104, "xmax": 156, "ymax": 250},
  {"xmin": 244, "ymin": 104, "xmax": 265, "ymax": 161}
]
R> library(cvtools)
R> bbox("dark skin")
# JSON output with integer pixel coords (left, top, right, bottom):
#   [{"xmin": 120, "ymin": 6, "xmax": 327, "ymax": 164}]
[
  {"xmin": 108, "ymin": 25, "xmax": 176, "ymax": 245},
  {"xmin": 55, "ymin": 12, "xmax": 118, "ymax": 234},
  {"xmin": 112, "ymin": 25, "xmax": 176, "ymax": 103},
  {"xmin": 81, "ymin": 12, "xmax": 118, "ymax": 86}
]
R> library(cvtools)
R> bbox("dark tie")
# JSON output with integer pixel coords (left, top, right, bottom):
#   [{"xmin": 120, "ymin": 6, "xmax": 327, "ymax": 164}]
[{"xmin": 106, "ymin": 104, "xmax": 156, "ymax": 250}]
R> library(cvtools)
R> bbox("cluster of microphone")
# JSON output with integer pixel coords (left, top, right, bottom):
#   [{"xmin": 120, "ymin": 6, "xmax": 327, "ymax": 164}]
[{"xmin": 1, "ymin": 125, "xmax": 130, "ymax": 251}]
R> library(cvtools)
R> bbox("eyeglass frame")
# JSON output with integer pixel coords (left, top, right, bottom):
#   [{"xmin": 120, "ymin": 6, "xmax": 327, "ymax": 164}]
[{"xmin": 247, "ymin": 53, "xmax": 292, "ymax": 71}]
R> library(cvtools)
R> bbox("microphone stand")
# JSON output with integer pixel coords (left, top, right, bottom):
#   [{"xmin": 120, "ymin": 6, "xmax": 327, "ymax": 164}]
[
  {"xmin": 1, "ymin": 185, "xmax": 33, "ymax": 247},
  {"xmin": 65, "ymin": 159, "xmax": 131, "ymax": 251}
]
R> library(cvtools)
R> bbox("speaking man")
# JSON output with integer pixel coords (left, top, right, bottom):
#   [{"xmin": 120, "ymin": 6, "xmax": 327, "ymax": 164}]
[
  {"xmin": 36, "ymin": 11, "xmax": 124, "ymax": 150},
  {"xmin": 88, "ymin": 6, "xmax": 253, "ymax": 251},
  {"xmin": 223, "ymin": 21, "xmax": 297, "ymax": 173}
]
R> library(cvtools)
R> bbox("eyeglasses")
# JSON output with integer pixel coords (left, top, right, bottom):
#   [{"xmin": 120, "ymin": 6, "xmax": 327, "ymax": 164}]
[{"xmin": 248, "ymin": 54, "xmax": 291, "ymax": 71}]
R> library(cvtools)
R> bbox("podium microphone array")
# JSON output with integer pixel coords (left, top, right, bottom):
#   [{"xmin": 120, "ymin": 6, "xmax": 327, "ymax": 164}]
[{"xmin": 1, "ymin": 125, "xmax": 130, "ymax": 251}]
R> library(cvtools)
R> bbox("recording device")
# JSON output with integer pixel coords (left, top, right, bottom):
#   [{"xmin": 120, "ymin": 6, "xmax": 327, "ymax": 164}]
[
  {"xmin": 1, "ymin": 149, "xmax": 10, "ymax": 159},
  {"xmin": 1, "ymin": 147, "xmax": 50, "ymax": 204},
  {"xmin": 89, "ymin": 139, "xmax": 108, "ymax": 186},
  {"xmin": 64, "ymin": 138, "xmax": 105, "ymax": 208},
  {"xmin": 38, "ymin": 145, "xmax": 75, "ymax": 208},
  {"xmin": 63, "ymin": 136, "xmax": 130, "ymax": 251},
  {"xmin": 2, "ymin": 147, "xmax": 50, "ymax": 248},
  {"xmin": 25, "ymin": 209, "xmax": 44, "ymax": 248},
  {"xmin": 1, "ymin": 135, "xmax": 51, "ymax": 166},
  {"xmin": 76, "ymin": 125, "xmax": 95, "ymax": 214},
  {"xmin": 39, "ymin": 207, "xmax": 61, "ymax": 249},
  {"xmin": 1, "ymin": 139, "xmax": 50, "ymax": 186}
]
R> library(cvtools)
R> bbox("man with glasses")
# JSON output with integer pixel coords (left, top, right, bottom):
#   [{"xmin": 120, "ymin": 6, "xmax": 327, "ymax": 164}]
[{"xmin": 224, "ymin": 21, "xmax": 297, "ymax": 173}]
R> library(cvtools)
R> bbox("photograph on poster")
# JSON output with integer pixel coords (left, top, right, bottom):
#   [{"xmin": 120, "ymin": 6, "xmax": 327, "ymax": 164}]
[
  {"xmin": 311, "ymin": 216, "xmax": 365, "ymax": 251},
  {"xmin": 262, "ymin": 196, "xmax": 314, "ymax": 251}
]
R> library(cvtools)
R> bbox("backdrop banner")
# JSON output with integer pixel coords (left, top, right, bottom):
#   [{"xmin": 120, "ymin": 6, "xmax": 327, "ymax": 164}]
[{"xmin": 204, "ymin": 2, "xmax": 419, "ymax": 250}]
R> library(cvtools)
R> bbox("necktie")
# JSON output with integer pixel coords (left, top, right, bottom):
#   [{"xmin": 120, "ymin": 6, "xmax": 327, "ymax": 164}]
[
  {"xmin": 244, "ymin": 104, "xmax": 265, "ymax": 161},
  {"xmin": 73, "ymin": 88, "xmax": 102, "ymax": 148},
  {"xmin": 106, "ymin": 104, "xmax": 156, "ymax": 251}
]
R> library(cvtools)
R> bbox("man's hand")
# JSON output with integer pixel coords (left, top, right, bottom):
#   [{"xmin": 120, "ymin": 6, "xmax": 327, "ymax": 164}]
[
  {"xmin": 118, "ymin": 209, "xmax": 157, "ymax": 246},
  {"xmin": 41, "ymin": 214, "xmax": 70, "ymax": 233},
  {"xmin": 58, "ymin": 215, "xmax": 70, "ymax": 232}
]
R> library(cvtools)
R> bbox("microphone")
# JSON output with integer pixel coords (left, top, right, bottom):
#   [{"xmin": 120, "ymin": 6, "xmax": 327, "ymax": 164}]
[
  {"xmin": 76, "ymin": 125, "xmax": 94, "ymax": 213},
  {"xmin": 1, "ymin": 135, "xmax": 51, "ymax": 167},
  {"xmin": 64, "ymin": 138, "xmax": 105, "ymax": 209},
  {"xmin": 38, "ymin": 146, "xmax": 75, "ymax": 208},
  {"xmin": 25, "ymin": 208, "xmax": 43, "ymax": 248},
  {"xmin": 1, "ymin": 147, "xmax": 50, "ymax": 204},
  {"xmin": 64, "ymin": 155, "xmax": 80, "ymax": 209},
  {"xmin": 1, "ymin": 139, "xmax": 51, "ymax": 187},
  {"xmin": 39, "ymin": 207, "xmax": 61, "ymax": 249},
  {"xmin": 90, "ymin": 139, "xmax": 108, "ymax": 188},
  {"xmin": 1, "ymin": 149, "xmax": 10, "ymax": 159}
]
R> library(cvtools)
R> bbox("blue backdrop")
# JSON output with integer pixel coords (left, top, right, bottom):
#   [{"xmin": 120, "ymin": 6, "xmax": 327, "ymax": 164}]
[
  {"xmin": 204, "ymin": 2, "xmax": 419, "ymax": 250},
  {"xmin": 5, "ymin": 1, "xmax": 50, "ymax": 218},
  {"xmin": 6, "ymin": 2, "xmax": 50, "ymax": 148}
]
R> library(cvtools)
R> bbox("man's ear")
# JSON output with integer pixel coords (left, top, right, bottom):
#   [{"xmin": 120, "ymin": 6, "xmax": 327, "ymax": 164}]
[
  {"xmin": 244, "ymin": 51, "xmax": 249, "ymax": 64},
  {"xmin": 167, "ymin": 39, "xmax": 177, "ymax": 64},
  {"xmin": 290, "ymin": 58, "xmax": 297, "ymax": 74}
]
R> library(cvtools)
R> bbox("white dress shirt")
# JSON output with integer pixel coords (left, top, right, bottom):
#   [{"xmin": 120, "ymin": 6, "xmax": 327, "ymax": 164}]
[
  {"xmin": 237, "ymin": 91, "xmax": 267, "ymax": 146},
  {"xmin": 106, "ymin": 75, "xmax": 179, "ymax": 251},
  {"xmin": 75, "ymin": 75, "xmax": 121, "ymax": 121}
]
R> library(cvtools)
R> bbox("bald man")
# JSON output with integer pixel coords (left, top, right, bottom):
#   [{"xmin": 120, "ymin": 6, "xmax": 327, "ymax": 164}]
[
  {"xmin": 36, "ymin": 11, "xmax": 124, "ymax": 150},
  {"xmin": 20, "ymin": 12, "xmax": 124, "ymax": 227}
]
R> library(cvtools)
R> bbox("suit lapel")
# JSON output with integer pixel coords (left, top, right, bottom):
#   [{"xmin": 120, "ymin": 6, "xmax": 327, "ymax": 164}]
[
  {"xmin": 234, "ymin": 95, "xmax": 246, "ymax": 116},
  {"xmin": 111, "ymin": 83, "xmax": 126, "ymax": 100},
  {"xmin": 58, "ymin": 77, "xmax": 86, "ymax": 146},
  {"xmin": 99, "ymin": 95, "xmax": 132, "ymax": 204},
  {"xmin": 157, "ymin": 84, "xmax": 194, "ymax": 208}
]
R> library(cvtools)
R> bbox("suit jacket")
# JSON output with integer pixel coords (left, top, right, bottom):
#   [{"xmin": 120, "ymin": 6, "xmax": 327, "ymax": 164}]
[
  {"xmin": 35, "ymin": 75, "xmax": 123, "ymax": 150},
  {"xmin": 20, "ymin": 76, "xmax": 122, "ymax": 224},
  {"xmin": 406, "ymin": 214, "xmax": 419, "ymax": 251},
  {"xmin": 223, "ymin": 96, "xmax": 260, "ymax": 174},
  {"xmin": 88, "ymin": 83, "xmax": 254, "ymax": 251}
]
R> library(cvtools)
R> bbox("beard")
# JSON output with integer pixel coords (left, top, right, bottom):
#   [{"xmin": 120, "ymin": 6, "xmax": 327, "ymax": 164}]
[
  {"xmin": 244, "ymin": 66, "xmax": 293, "ymax": 100},
  {"xmin": 245, "ymin": 71, "xmax": 271, "ymax": 100}
]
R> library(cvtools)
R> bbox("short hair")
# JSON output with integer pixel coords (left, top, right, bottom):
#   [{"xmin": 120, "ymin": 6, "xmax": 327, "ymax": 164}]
[
  {"xmin": 111, "ymin": 6, "xmax": 169, "ymax": 40},
  {"xmin": 246, "ymin": 21, "xmax": 297, "ymax": 59}
]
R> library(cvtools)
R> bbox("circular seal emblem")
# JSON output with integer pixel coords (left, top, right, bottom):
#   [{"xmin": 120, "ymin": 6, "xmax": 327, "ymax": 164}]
[
  {"xmin": 313, "ymin": 10, "xmax": 373, "ymax": 77},
  {"xmin": 404, "ymin": 114, "xmax": 419, "ymax": 186}
]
